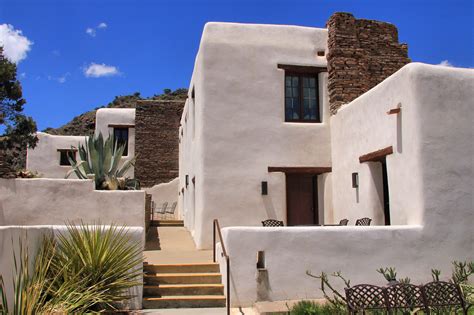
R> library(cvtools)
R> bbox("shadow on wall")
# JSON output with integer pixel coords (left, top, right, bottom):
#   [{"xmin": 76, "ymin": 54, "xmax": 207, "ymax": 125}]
[
  {"xmin": 262, "ymin": 194, "xmax": 278, "ymax": 222},
  {"xmin": 397, "ymin": 105, "xmax": 403, "ymax": 153}
]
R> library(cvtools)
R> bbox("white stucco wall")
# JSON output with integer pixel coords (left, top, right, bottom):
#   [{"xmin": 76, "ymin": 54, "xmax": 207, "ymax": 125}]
[
  {"xmin": 0, "ymin": 225, "xmax": 143, "ymax": 309},
  {"xmin": 180, "ymin": 22, "xmax": 332, "ymax": 249},
  {"xmin": 145, "ymin": 177, "xmax": 179, "ymax": 219},
  {"xmin": 26, "ymin": 132, "xmax": 87, "ymax": 178},
  {"xmin": 0, "ymin": 178, "xmax": 145, "ymax": 227},
  {"xmin": 27, "ymin": 108, "xmax": 136, "ymax": 179},
  {"xmin": 217, "ymin": 63, "xmax": 474, "ymax": 306},
  {"xmin": 95, "ymin": 108, "xmax": 136, "ymax": 178}
]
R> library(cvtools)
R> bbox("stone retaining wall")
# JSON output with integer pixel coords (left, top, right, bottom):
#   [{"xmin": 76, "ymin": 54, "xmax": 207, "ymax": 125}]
[{"xmin": 135, "ymin": 100, "xmax": 184, "ymax": 187}]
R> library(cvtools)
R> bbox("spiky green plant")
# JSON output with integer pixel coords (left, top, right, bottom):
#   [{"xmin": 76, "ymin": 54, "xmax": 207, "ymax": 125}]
[
  {"xmin": 0, "ymin": 224, "xmax": 143, "ymax": 313},
  {"xmin": 51, "ymin": 222, "xmax": 143, "ymax": 310},
  {"xmin": 65, "ymin": 132, "xmax": 138, "ymax": 190}
]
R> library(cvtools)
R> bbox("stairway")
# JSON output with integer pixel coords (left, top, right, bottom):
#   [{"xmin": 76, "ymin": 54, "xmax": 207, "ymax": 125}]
[
  {"xmin": 151, "ymin": 219, "xmax": 184, "ymax": 227},
  {"xmin": 143, "ymin": 262, "xmax": 226, "ymax": 308}
]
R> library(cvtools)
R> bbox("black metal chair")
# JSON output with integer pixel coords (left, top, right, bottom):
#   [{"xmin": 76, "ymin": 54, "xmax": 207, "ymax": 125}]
[
  {"xmin": 422, "ymin": 281, "xmax": 468, "ymax": 314},
  {"xmin": 345, "ymin": 284, "xmax": 387, "ymax": 314},
  {"xmin": 356, "ymin": 217, "xmax": 372, "ymax": 226},
  {"xmin": 261, "ymin": 219, "xmax": 284, "ymax": 227},
  {"xmin": 339, "ymin": 218, "xmax": 349, "ymax": 226},
  {"xmin": 386, "ymin": 283, "xmax": 427, "ymax": 313}
]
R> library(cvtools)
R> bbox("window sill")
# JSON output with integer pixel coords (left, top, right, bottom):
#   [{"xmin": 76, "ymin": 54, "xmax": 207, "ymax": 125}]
[{"xmin": 284, "ymin": 120, "xmax": 322, "ymax": 124}]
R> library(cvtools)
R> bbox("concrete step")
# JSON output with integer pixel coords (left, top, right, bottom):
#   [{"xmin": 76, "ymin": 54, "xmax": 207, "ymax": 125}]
[
  {"xmin": 143, "ymin": 295, "xmax": 226, "ymax": 308},
  {"xmin": 144, "ymin": 262, "xmax": 219, "ymax": 274},
  {"xmin": 151, "ymin": 220, "xmax": 184, "ymax": 227},
  {"xmin": 145, "ymin": 273, "xmax": 222, "ymax": 285},
  {"xmin": 144, "ymin": 284, "xmax": 224, "ymax": 296}
]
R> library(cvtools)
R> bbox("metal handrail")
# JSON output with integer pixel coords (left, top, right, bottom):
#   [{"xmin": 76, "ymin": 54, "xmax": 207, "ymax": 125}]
[{"xmin": 213, "ymin": 219, "xmax": 230, "ymax": 315}]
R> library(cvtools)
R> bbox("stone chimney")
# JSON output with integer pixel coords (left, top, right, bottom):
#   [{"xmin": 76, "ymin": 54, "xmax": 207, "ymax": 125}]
[{"xmin": 326, "ymin": 12, "xmax": 410, "ymax": 114}]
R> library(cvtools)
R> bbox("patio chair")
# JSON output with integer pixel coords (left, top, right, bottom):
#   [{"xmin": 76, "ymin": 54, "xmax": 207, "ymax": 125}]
[
  {"xmin": 165, "ymin": 201, "xmax": 177, "ymax": 219},
  {"xmin": 339, "ymin": 218, "xmax": 349, "ymax": 226},
  {"xmin": 356, "ymin": 217, "xmax": 372, "ymax": 226},
  {"xmin": 345, "ymin": 284, "xmax": 387, "ymax": 314},
  {"xmin": 422, "ymin": 281, "xmax": 468, "ymax": 314},
  {"xmin": 261, "ymin": 219, "xmax": 284, "ymax": 227},
  {"xmin": 156, "ymin": 202, "xmax": 168, "ymax": 219},
  {"xmin": 386, "ymin": 283, "xmax": 427, "ymax": 313}
]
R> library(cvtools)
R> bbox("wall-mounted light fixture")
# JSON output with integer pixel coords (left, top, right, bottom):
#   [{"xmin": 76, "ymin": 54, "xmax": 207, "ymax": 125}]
[
  {"xmin": 352, "ymin": 172, "xmax": 359, "ymax": 188},
  {"xmin": 261, "ymin": 181, "xmax": 268, "ymax": 195}
]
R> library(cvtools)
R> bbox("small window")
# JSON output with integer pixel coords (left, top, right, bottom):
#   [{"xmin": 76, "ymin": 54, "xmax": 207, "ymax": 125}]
[
  {"xmin": 59, "ymin": 150, "xmax": 76, "ymax": 166},
  {"xmin": 284, "ymin": 73, "xmax": 320, "ymax": 123},
  {"xmin": 114, "ymin": 128, "xmax": 129, "ymax": 156}
]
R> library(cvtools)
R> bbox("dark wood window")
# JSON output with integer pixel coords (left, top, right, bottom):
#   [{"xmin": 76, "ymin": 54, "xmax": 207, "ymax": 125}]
[
  {"xmin": 284, "ymin": 73, "xmax": 320, "ymax": 123},
  {"xmin": 114, "ymin": 127, "xmax": 129, "ymax": 156},
  {"xmin": 59, "ymin": 150, "xmax": 76, "ymax": 166}
]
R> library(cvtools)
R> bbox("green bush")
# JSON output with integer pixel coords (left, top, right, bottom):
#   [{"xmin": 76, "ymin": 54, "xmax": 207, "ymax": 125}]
[{"xmin": 290, "ymin": 300, "xmax": 345, "ymax": 315}]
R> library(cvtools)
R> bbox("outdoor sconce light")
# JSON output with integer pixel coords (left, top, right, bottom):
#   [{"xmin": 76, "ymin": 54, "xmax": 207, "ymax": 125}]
[
  {"xmin": 352, "ymin": 172, "xmax": 359, "ymax": 188},
  {"xmin": 261, "ymin": 181, "xmax": 268, "ymax": 195},
  {"xmin": 185, "ymin": 175, "xmax": 189, "ymax": 187}
]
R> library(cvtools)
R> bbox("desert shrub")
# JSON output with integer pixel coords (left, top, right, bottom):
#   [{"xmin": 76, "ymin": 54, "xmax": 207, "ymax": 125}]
[
  {"xmin": 0, "ymin": 223, "xmax": 143, "ymax": 313},
  {"xmin": 290, "ymin": 300, "xmax": 345, "ymax": 315}
]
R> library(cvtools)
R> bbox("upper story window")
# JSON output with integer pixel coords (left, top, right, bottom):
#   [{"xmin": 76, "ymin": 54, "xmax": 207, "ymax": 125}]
[
  {"xmin": 278, "ymin": 64, "xmax": 326, "ymax": 123},
  {"xmin": 285, "ymin": 73, "xmax": 320, "ymax": 122},
  {"xmin": 58, "ymin": 149, "xmax": 76, "ymax": 166},
  {"xmin": 113, "ymin": 127, "xmax": 129, "ymax": 156}
]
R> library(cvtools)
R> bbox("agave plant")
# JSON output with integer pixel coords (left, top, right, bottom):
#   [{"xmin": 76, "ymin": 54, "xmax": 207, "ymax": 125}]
[{"xmin": 65, "ymin": 132, "xmax": 139, "ymax": 190}]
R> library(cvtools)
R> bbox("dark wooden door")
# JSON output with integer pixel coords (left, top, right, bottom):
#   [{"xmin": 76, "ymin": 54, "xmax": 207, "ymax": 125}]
[{"xmin": 286, "ymin": 174, "xmax": 318, "ymax": 226}]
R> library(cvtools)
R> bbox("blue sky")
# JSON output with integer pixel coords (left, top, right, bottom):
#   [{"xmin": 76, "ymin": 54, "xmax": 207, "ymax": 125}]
[{"xmin": 1, "ymin": 0, "xmax": 473, "ymax": 131}]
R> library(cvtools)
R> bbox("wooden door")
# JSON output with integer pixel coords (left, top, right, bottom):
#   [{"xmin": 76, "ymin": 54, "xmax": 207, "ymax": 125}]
[{"xmin": 286, "ymin": 174, "xmax": 318, "ymax": 226}]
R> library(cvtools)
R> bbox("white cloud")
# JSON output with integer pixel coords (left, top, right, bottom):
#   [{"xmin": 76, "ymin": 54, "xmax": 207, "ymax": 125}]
[
  {"xmin": 86, "ymin": 23, "xmax": 107, "ymax": 37},
  {"xmin": 438, "ymin": 60, "xmax": 453, "ymax": 67},
  {"xmin": 83, "ymin": 63, "xmax": 120, "ymax": 78},
  {"xmin": 48, "ymin": 72, "xmax": 70, "ymax": 83},
  {"xmin": 86, "ymin": 27, "xmax": 96, "ymax": 37},
  {"xmin": 0, "ymin": 24, "xmax": 33, "ymax": 63}
]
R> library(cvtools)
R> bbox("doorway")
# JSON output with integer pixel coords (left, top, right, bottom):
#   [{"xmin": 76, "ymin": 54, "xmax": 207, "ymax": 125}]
[
  {"xmin": 286, "ymin": 174, "xmax": 318, "ymax": 226},
  {"xmin": 380, "ymin": 158, "xmax": 391, "ymax": 225}
]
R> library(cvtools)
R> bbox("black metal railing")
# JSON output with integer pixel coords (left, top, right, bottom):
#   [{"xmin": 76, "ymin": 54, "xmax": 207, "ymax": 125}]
[{"xmin": 213, "ymin": 219, "xmax": 230, "ymax": 315}]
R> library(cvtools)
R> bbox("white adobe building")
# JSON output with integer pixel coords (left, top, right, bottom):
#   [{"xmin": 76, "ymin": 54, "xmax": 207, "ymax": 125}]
[
  {"xmin": 178, "ymin": 20, "xmax": 473, "ymax": 306},
  {"xmin": 27, "ymin": 108, "xmax": 136, "ymax": 178}
]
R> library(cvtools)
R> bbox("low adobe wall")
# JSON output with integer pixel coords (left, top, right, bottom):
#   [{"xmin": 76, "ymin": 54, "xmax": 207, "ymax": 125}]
[
  {"xmin": 0, "ymin": 225, "xmax": 143, "ymax": 310},
  {"xmin": 0, "ymin": 178, "xmax": 145, "ymax": 227},
  {"xmin": 144, "ymin": 177, "xmax": 179, "ymax": 219}
]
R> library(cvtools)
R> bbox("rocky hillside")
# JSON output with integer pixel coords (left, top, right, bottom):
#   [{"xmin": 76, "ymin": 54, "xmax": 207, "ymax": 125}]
[{"xmin": 44, "ymin": 88, "xmax": 188, "ymax": 136}]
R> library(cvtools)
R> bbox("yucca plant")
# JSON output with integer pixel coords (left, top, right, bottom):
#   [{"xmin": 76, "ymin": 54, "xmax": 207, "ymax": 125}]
[
  {"xmin": 1, "ymin": 224, "xmax": 143, "ymax": 313},
  {"xmin": 0, "ymin": 235, "xmax": 97, "ymax": 315},
  {"xmin": 65, "ymin": 132, "xmax": 139, "ymax": 190},
  {"xmin": 51, "ymin": 222, "xmax": 143, "ymax": 310}
]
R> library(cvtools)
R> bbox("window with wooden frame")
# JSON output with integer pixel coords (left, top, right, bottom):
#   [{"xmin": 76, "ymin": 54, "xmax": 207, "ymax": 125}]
[
  {"xmin": 58, "ymin": 149, "xmax": 76, "ymax": 166},
  {"xmin": 279, "ymin": 64, "xmax": 326, "ymax": 123},
  {"xmin": 113, "ymin": 127, "xmax": 129, "ymax": 156}
]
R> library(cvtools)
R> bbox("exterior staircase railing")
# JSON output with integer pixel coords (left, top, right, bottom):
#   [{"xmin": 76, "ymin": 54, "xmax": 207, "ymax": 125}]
[{"xmin": 213, "ymin": 219, "xmax": 230, "ymax": 315}]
